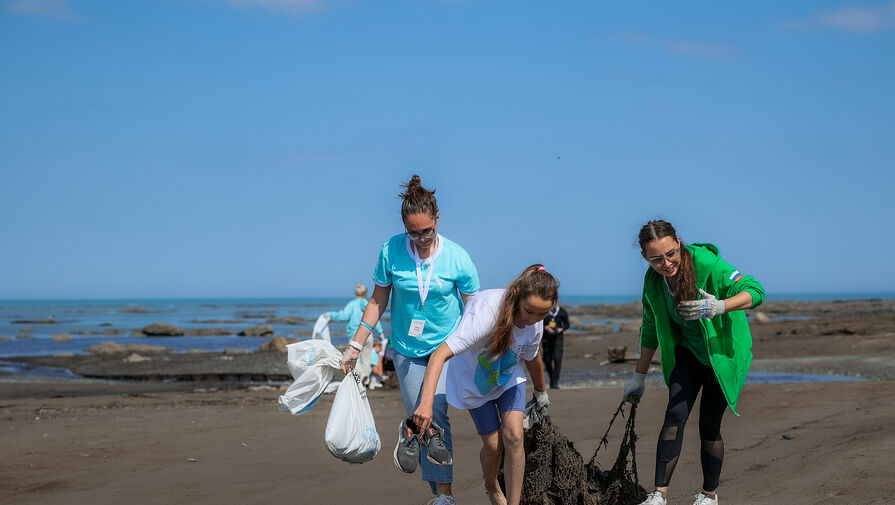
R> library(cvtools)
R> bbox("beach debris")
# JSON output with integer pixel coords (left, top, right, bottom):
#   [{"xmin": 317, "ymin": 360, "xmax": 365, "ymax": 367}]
[
  {"xmin": 53, "ymin": 333, "xmax": 72, "ymax": 342},
  {"xmin": 137, "ymin": 323, "xmax": 185, "ymax": 337},
  {"xmin": 123, "ymin": 353, "xmax": 151, "ymax": 363},
  {"xmin": 782, "ymin": 433, "xmax": 794, "ymax": 440},
  {"xmin": 240, "ymin": 442, "xmax": 248, "ymax": 447},
  {"xmin": 187, "ymin": 458, "xmax": 198, "ymax": 463},
  {"xmin": 753, "ymin": 311, "xmax": 771, "ymax": 324},
  {"xmin": 500, "ymin": 401, "xmax": 646, "ymax": 505},
  {"xmin": 239, "ymin": 324, "xmax": 274, "ymax": 337},
  {"xmin": 258, "ymin": 336, "xmax": 302, "ymax": 352},
  {"xmin": 86, "ymin": 342, "xmax": 170, "ymax": 356},
  {"xmin": 608, "ymin": 346, "xmax": 628, "ymax": 363}
]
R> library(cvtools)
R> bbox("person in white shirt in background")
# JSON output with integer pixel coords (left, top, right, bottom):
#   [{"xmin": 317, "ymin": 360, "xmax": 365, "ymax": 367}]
[{"xmin": 413, "ymin": 265, "xmax": 557, "ymax": 505}]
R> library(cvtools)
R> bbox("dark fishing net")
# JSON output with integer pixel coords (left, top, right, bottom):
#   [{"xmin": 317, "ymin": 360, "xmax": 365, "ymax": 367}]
[{"xmin": 499, "ymin": 401, "xmax": 647, "ymax": 505}]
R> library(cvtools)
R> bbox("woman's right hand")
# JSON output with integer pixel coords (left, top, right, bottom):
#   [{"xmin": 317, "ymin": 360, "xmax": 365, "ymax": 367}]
[
  {"xmin": 412, "ymin": 401, "xmax": 434, "ymax": 433},
  {"xmin": 340, "ymin": 347, "xmax": 359, "ymax": 374}
]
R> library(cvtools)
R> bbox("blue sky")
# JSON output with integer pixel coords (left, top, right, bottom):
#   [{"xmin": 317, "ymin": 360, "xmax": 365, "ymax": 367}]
[{"xmin": 1, "ymin": 0, "xmax": 893, "ymax": 299}]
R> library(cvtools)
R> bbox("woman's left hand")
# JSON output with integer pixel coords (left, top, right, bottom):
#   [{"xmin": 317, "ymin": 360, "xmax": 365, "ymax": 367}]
[
  {"xmin": 412, "ymin": 402, "xmax": 434, "ymax": 433},
  {"xmin": 678, "ymin": 288, "xmax": 726, "ymax": 320}
]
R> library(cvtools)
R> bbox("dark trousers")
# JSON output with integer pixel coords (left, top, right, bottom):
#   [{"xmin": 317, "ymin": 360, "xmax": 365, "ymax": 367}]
[
  {"xmin": 654, "ymin": 346, "xmax": 727, "ymax": 491},
  {"xmin": 541, "ymin": 334, "xmax": 563, "ymax": 388}
]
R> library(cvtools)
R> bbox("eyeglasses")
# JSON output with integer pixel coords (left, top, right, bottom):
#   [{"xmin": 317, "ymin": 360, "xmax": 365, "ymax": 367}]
[
  {"xmin": 646, "ymin": 248, "xmax": 680, "ymax": 266},
  {"xmin": 405, "ymin": 227, "xmax": 436, "ymax": 240}
]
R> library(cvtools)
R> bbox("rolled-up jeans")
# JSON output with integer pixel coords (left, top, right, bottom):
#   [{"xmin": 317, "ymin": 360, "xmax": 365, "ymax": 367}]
[{"xmin": 391, "ymin": 351, "xmax": 452, "ymax": 494}]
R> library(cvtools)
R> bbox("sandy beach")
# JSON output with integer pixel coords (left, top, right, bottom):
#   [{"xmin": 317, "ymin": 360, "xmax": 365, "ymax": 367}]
[{"xmin": 2, "ymin": 300, "xmax": 894, "ymax": 505}]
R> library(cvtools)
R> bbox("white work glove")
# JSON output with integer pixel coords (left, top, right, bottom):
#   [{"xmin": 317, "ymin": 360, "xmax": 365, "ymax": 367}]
[
  {"xmin": 678, "ymin": 288, "xmax": 726, "ymax": 321},
  {"xmin": 623, "ymin": 371, "xmax": 647, "ymax": 403},
  {"xmin": 522, "ymin": 390, "xmax": 550, "ymax": 429},
  {"xmin": 340, "ymin": 346, "xmax": 359, "ymax": 373}
]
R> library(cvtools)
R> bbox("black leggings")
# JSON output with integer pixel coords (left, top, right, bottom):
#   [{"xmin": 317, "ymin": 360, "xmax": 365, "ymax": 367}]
[{"xmin": 654, "ymin": 346, "xmax": 727, "ymax": 492}]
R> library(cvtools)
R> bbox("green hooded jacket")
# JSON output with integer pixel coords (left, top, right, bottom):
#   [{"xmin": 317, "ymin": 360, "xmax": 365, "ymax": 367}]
[{"xmin": 639, "ymin": 243, "xmax": 765, "ymax": 415}]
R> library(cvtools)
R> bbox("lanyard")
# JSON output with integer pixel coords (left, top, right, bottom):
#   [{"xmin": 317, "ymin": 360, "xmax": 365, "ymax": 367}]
[{"xmin": 410, "ymin": 238, "xmax": 438, "ymax": 309}]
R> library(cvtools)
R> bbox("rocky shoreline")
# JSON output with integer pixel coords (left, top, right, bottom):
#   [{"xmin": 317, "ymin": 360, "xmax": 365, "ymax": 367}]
[{"xmin": 3, "ymin": 299, "xmax": 893, "ymax": 385}]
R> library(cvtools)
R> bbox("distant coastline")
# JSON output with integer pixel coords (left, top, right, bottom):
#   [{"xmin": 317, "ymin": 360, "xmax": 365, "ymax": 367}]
[{"xmin": 2, "ymin": 291, "xmax": 894, "ymax": 306}]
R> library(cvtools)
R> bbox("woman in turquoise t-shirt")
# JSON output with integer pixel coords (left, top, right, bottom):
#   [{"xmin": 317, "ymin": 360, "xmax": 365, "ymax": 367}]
[
  {"xmin": 339, "ymin": 175, "xmax": 479, "ymax": 505},
  {"xmin": 329, "ymin": 283, "xmax": 384, "ymax": 385}
]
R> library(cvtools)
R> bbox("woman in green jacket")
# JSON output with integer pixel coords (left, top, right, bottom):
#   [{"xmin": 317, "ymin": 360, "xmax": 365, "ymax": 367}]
[{"xmin": 624, "ymin": 220, "xmax": 764, "ymax": 505}]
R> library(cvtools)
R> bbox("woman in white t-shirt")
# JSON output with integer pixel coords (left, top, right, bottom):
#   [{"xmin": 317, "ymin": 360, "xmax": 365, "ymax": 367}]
[{"xmin": 413, "ymin": 264, "xmax": 558, "ymax": 505}]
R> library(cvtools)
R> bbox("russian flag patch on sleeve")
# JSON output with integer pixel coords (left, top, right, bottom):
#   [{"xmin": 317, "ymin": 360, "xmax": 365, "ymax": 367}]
[{"xmin": 729, "ymin": 270, "xmax": 744, "ymax": 283}]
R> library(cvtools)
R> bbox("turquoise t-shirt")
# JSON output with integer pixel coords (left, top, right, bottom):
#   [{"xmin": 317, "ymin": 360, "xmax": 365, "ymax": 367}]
[
  {"xmin": 329, "ymin": 298, "xmax": 384, "ymax": 340},
  {"xmin": 373, "ymin": 233, "xmax": 480, "ymax": 357}
]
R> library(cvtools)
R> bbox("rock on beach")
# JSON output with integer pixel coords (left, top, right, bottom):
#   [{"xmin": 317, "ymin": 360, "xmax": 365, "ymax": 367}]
[
  {"xmin": 136, "ymin": 323, "xmax": 185, "ymax": 337},
  {"xmin": 239, "ymin": 325, "xmax": 274, "ymax": 337}
]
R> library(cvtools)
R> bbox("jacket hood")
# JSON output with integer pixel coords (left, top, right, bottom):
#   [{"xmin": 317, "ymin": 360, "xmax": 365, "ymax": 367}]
[{"xmin": 688, "ymin": 242, "xmax": 721, "ymax": 287}]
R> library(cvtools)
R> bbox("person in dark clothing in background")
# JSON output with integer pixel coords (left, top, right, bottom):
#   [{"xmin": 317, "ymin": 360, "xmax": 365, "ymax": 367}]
[{"xmin": 541, "ymin": 305, "xmax": 570, "ymax": 388}]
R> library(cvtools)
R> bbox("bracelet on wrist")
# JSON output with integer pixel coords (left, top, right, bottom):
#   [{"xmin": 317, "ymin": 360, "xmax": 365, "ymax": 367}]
[
  {"xmin": 348, "ymin": 340, "xmax": 364, "ymax": 352},
  {"xmin": 359, "ymin": 321, "xmax": 374, "ymax": 332}
]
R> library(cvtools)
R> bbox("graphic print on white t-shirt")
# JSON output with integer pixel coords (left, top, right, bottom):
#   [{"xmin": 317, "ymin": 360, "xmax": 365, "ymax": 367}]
[
  {"xmin": 444, "ymin": 289, "xmax": 543, "ymax": 410},
  {"xmin": 473, "ymin": 346, "xmax": 518, "ymax": 395}
]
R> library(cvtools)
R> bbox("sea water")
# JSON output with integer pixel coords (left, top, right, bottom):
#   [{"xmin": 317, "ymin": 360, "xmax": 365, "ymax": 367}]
[{"xmin": 0, "ymin": 298, "xmax": 378, "ymax": 358}]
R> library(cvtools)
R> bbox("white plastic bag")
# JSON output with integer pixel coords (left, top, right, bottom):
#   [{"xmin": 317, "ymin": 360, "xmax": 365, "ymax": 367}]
[
  {"xmin": 311, "ymin": 312, "xmax": 332, "ymax": 343},
  {"xmin": 324, "ymin": 371, "xmax": 381, "ymax": 463},
  {"xmin": 278, "ymin": 340, "xmax": 342, "ymax": 415}
]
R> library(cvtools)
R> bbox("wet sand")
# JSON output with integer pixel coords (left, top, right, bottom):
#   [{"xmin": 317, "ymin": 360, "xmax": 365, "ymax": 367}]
[{"xmin": 1, "ymin": 300, "xmax": 894, "ymax": 504}]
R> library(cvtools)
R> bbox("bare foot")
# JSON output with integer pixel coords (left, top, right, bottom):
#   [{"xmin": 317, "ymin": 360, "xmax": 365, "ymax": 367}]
[{"xmin": 484, "ymin": 485, "xmax": 507, "ymax": 505}]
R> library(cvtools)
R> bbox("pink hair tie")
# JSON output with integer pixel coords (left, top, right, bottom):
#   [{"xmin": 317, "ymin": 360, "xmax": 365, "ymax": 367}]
[{"xmin": 537, "ymin": 266, "xmax": 547, "ymax": 272}]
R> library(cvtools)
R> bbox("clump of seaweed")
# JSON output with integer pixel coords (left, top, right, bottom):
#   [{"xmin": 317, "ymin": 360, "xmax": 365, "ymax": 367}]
[{"xmin": 500, "ymin": 401, "xmax": 647, "ymax": 505}]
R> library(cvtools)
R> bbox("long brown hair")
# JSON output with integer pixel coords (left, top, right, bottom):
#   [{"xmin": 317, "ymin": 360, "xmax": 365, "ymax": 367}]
[
  {"xmin": 397, "ymin": 175, "xmax": 438, "ymax": 221},
  {"xmin": 638, "ymin": 220, "xmax": 696, "ymax": 303},
  {"xmin": 489, "ymin": 264, "xmax": 559, "ymax": 357}
]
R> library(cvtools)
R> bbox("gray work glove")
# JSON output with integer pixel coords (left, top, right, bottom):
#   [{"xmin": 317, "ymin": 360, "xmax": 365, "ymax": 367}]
[
  {"xmin": 623, "ymin": 371, "xmax": 647, "ymax": 403},
  {"xmin": 523, "ymin": 390, "xmax": 550, "ymax": 429},
  {"xmin": 678, "ymin": 288, "xmax": 726, "ymax": 321}
]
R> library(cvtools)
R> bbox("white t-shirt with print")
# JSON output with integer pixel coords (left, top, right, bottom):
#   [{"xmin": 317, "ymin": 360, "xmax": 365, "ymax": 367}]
[{"xmin": 444, "ymin": 289, "xmax": 542, "ymax": 410}]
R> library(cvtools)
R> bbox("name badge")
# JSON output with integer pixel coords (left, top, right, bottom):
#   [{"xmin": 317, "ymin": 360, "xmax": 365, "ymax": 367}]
[{"xmin": 408, "ymin": 310, "xmax": 426, "ymax": 337}]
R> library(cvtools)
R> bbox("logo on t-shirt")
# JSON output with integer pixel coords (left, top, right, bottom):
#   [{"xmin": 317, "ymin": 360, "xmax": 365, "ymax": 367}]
[{"xmin": 474, "ymin": 349, "xmax": 519, "ymax": 395}]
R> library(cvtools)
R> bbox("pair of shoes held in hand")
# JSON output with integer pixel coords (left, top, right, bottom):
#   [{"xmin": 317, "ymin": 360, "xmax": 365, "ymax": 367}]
[{"xmin": 394, "ymin": 416, "xmax": 452, "ymax": 473}]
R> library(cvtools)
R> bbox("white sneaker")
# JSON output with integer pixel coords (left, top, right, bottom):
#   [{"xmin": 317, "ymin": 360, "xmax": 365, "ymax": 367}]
[
  {"xmin": 693, "ymin": 492, "xmax": 718, "ymax": 505},
  {"xmin": 426, "ymin": 494, "xmax": 456, "ymax": 505},
  {"xmin": 640, "ymin": 491, "xmax": 667, "ymax": 505}
]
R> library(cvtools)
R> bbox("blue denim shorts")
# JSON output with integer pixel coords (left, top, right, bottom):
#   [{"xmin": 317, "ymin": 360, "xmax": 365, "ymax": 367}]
[{"xmin": 467, "ymin": 383, "xmax": 526, "ymax": 435}]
